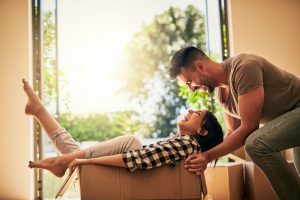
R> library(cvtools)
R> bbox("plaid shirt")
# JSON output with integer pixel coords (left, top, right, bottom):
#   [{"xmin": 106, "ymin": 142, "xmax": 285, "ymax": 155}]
[{"xmin": 122, "ymin": 135, "xmax": 201, "ymax": 172}]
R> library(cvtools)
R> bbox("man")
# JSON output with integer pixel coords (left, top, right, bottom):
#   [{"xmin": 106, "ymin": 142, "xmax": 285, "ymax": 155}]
[{"xmin": 169, "ymin": 46, "xmax": 300, "ymax": 199}]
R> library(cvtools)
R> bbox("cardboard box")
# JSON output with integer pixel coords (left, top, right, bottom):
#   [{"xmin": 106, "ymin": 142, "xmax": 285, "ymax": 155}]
[
  {"xmin": 244, "ymin": 161, "xmax": 300, "ymax": 200},
  {"xmin": 204, "ymin": 162, "xmax": 245, "ymax": 200},
  {"xmin": 78, "ymin": 161, "xmax": 207, "ymax": 200}
]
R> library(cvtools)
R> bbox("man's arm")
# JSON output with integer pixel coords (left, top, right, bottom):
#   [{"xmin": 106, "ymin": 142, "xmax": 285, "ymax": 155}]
[
  {"xmin": 224, "ymin": 112, "xmax": 241, "ymax": 137},
  {"xmin": 224, "ymin": 113, "xmax": 247, "ymax": 158},
  {"xmin": 185, "ymin": 86, "xmax": 264, "ymax": 173}
]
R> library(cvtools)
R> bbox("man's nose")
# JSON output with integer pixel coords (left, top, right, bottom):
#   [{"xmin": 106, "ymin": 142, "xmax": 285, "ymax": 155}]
[
  {"xmin": 187, "ymin": 84, "xmax": 193, "ymax": 92},
  {"xmin": 191, "ymin": 86, "xmax": 198, "ymax": 92}
]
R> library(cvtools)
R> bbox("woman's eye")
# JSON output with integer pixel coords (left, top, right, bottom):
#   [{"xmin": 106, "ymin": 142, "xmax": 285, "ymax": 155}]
[{"xmin": 195, "ymin": 111, "xmax": 201, "ymax": 116}]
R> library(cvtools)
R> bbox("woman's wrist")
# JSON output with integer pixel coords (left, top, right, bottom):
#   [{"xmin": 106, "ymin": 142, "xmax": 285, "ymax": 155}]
[{"xmin": 77, "ymin": 158, "xmax": 90, "ymax": 165}]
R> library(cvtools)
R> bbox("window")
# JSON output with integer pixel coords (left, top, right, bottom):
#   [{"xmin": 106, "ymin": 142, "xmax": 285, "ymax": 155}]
[{"xmin": 33, "ymin": 0, "xmax": 228, "ymax": 199}]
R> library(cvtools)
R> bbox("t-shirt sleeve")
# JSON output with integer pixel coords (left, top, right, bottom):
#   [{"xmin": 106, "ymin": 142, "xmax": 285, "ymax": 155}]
[{"xmin": 234, "ymin": 61, "xmax": 264, "ymax": 95}]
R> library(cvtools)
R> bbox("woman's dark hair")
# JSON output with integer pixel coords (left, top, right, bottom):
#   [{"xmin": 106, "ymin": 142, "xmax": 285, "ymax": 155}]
[{"xmin": 192, "ymin": 111, "xmax": 224, "ymax": 152}]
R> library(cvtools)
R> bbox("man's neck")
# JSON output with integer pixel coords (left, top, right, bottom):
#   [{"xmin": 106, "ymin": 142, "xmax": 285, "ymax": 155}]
[{"xmin": 211, "ymin": 61, "xmax": 228, "ymax": 88}]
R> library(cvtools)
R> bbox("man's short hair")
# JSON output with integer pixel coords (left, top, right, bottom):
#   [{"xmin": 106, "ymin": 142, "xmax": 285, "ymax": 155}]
[{"xmin": 169, "ymin": 46, "xmax": 207, "ymax": 80}]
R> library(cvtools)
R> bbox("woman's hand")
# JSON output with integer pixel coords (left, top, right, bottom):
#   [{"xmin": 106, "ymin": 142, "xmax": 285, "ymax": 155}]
[
  {"xmin": 184, "ymin": 153, "xmax": 209, "ymax": 175},
  {"xmin": 68, "ymin": 159, "xmax": 87, "ymax": 175}
]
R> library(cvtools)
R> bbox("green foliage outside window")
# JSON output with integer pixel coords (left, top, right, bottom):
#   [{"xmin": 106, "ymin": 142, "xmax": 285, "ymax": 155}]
[
  {"xmin": 118, "ymin": 5, "xmax": 224, "ymax": 137},
  {"xmin": 42, "ymin": 5, "xmax": 224, "ymax": 142},
  {"xmin": 59, "ymin": 111, "xmax": 150, "ymax": 142}
]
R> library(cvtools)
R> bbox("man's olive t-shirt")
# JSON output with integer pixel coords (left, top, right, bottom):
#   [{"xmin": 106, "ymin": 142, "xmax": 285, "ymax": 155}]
[{"xmin": 216, "ymin": 54, "xmax": 300, "ymax": 124}]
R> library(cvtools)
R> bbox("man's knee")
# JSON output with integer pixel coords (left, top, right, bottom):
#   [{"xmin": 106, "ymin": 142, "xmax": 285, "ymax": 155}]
[
  {"xmin": 245, "ymin": 133, "xmax": 275, "ymax": 159},
  {"xmin": 245, "ymin": 134, "xmax": 257, "ymax": 157}
]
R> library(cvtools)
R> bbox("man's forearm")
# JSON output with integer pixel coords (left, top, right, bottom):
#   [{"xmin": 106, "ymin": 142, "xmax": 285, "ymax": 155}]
[{"xmin": 205, "ymin": 125, "xmax": 257, "ymax": 162}]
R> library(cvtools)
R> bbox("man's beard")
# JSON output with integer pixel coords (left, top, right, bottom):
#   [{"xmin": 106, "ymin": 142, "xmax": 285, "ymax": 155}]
[
  {"xmin": 200, "ymin": 82, "xmax": 215, "ymax": 93},
  {"xmin": 207, "ymin": 85, "xmax": 215, "ymax": 93},
  {"xmin": 203, "ymin": 78, "xmax": 216, "ymax": 93}
]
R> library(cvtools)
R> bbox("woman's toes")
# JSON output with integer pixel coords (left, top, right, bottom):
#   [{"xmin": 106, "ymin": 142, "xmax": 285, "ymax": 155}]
[
  {"xmin": 28, "ymin": 161, "xmax": 34, "ymax": 168},
  {"xmin": 29, "ymin": 161, "xmax": 41, "ymax": 168},
  {"xmin": 27, "ymin": 157, "xmax": 67, "ymax": 177}
]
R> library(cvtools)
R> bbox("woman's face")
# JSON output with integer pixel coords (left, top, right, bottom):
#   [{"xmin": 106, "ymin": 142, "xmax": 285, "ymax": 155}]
[{"xmin": 177, "ymin": 109, "xmax": 208, "ymax": 136}]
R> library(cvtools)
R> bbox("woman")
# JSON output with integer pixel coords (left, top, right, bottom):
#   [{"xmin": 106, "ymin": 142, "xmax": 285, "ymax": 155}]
[{"xmin": 23, "ymin": 79, "xmax": 223, "ymax": 177}]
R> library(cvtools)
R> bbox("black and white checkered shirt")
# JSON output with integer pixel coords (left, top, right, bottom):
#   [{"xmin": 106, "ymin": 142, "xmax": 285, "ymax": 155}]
[{"xmin": 122, "ymin": 135, "xmax": 201, "ymax": 172}]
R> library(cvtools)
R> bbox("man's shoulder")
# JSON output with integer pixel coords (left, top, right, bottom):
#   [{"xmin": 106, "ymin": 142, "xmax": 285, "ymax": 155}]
[
  {"xmin": 229, "ymin": 53, "xmax": 264, "ymax": 64},
  {"xmin": 225, "ymin": 53, "xmax": 265, "ymax": 73},
  {"xmin": 231, "ymin": 53, "xmax": 262, "ymax": 59}
]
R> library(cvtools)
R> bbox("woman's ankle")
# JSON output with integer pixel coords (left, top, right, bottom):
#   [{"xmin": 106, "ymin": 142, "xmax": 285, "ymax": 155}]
[{"xmin": 32, "ymin": 105, "xmax": 47, "ymax": 119}]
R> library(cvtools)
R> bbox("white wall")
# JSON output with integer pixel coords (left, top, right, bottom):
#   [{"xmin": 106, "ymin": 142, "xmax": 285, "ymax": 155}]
[
  {"xmin": 0, "ymin": 0, "xmax": 33, "ymax": 199},
  {"xmin": 228, "ymin": 0, "xmax": 300, "ymax": 76}
]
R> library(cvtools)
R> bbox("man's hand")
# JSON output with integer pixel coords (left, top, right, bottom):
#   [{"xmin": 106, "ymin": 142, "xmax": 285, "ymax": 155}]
[{"xmin": 184, "ymin": 153, "xmax": 209, "ymax": 175}]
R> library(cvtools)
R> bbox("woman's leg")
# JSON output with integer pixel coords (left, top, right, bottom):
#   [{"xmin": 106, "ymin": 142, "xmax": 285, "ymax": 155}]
[
  {"xmin": 245, "ymin": 106, "xmax": 300, "ymax": 200},
  {"xmin": 23, "ymin": 79, "xmax": 142, "ymax": 155},
  {"xmin": 29, "ymin": 135, "xmax": 143, "ymax": 177},
  {"xmin": 29, "ymin": 150, "xmax": 86, "ymax": 177},
  {"xmin": 23, "ymin": 79, "xmax": 80, "ymax": 154},
  {"xmin": 84, "ymin": 135, "xmax": 142, "ymax": 158}
]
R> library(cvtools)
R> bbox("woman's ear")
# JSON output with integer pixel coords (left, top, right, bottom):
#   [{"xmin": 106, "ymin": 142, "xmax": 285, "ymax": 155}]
[{"xmin": 197, "ymin": 128, "xmax": 208, "ymax": 136}]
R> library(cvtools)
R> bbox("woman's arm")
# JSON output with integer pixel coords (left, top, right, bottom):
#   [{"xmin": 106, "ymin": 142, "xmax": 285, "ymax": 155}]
[
  {"xmin": 69, "ymin": 135, "xmax": 200, "ymax": 173},
  {"xmin": 68, "ymin": 154, "xmax": 126, "ymax": 173},
  {"xmin": 123, "ymin": 135, "xmax": 200, "ymax": 172},
  {"xmin": 90, "ymin": 154, "xmax": 126, "ymax": 167}
]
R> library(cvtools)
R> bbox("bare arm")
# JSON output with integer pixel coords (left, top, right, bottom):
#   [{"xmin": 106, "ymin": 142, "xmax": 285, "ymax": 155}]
[
  {"xmin": 205, "ymin": 86, "xmax": 264, "ymax": 161},
  {"xmin": 224, "ymin": 112, "xmax": 245, "ymax": 158},
  {"xmin": 69, "ymin": 136, "xmax": 200, "ymax": 173},
  {"xmin": 224, "ymin": 112, "xmax": 241, "ymax": 136},
  {"xmin": 68, "ymin": 154, "xmax": 126, "ymax": 173},
  {"xmin": 185, "ymin": 86, "xmax": 264, "ymax": 173},
  {"xmin": 89, "ymin": 154, "xmax": 126, "ymax": 167}
]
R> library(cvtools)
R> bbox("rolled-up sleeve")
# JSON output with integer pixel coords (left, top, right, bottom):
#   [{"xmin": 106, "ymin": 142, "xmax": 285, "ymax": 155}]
[{"xmin": 122, "ymin": 135, "xmax": 200, "ymax": 172}]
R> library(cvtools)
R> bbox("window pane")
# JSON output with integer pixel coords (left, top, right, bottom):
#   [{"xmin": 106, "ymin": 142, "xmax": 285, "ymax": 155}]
[{"xmin": 40, "ymin": 1, "xmax": 222, "ymax": 199}]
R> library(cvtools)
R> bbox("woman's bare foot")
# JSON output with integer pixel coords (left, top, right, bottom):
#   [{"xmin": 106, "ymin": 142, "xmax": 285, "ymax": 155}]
[
  {"xmin": 28, "ymin": 151, "xmax": 85, "ymax": 177},
  {"xmin": 28, "ymin": 156, "xmax": 68, "ymax": 177},
  {"xmin": 22, "ymin": 79, "xmax": 44, "ymax": 116}
]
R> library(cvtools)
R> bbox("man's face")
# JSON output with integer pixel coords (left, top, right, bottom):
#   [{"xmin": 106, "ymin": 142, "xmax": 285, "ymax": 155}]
[{"xmin": 177, "ymin": 64, "xmax": 216, "ymax": 93}]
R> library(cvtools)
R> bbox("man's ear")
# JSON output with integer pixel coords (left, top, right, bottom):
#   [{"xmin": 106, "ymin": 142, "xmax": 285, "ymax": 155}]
[{"xmin": 194, "ymin": 60, "xmax": 206, "ymax": 72}]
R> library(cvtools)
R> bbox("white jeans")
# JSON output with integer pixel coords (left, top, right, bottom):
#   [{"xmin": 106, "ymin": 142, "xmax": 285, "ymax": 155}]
[{"xmin": 48, "ymin": 128, "xmax": 142, "ymax": 158}]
